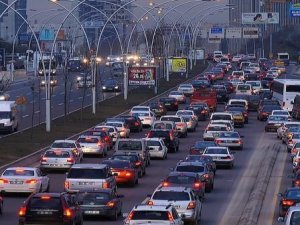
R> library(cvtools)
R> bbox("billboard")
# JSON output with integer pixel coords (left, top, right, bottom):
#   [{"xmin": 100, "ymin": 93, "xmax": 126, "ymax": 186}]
[
  {"xmin": 243, "ymin": 27, "xmax": 259, "ymax": 38},
  {"xmin": 289, "ymin": 3, "xmax": 300, "ymax": 17},
  {"xmin": 128, "ymin": 66, "xmax": 156, "ymax": 86},
  {"xmin": 209, "ymin": 27, "xmax": 224, "ymax": 38},
  {"xmin": 208, "ymin": 37, "xmax": 221, "ymax": 43},
  {"xmin": 39, "ymin": 28, "xmax": 55, "ymax": 41},
  {"xmin": 225, "ymin": 27, "xmax": 242, "ymax": 38},
  {"xmin": 170, "ymin": 58, "xmax": 187, "ymax": 73},
  {"xmin": 242, "ymin": 13, "xmax": 279, "ymax": 24}
]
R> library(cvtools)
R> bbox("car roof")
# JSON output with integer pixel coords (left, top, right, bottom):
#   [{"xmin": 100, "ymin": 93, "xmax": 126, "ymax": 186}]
[
  {"xmin": 70, "ymin": 164, "xmax": 108, "ymax": 169},
  {"xmin": 168, "ymin": 172, "xmax": 198, "ymax": 177},
  {"xmin": 155, "ymin": 186, "xmax": 192, "ymax": 192},
  {"xmin": 177, "ymin": 161, "xmax": 205, "ymax": 166},
  {"xmin": 133, "ymin": 204, "xmax": 172, "ymax": 211},
  {"xmin": 206, "ymin": 146, "xmax": 228, "ymax": 150},
  {"xmin": 5, "ymin": 167, "xmax": 36, "ymax": 171},
  {"xmin": 143, "ymin": 138, "xmax": 163, "ymax": 142},
  {"xmin": 53, "ymin": 140, "xmax": 76, "ymax": 143}
]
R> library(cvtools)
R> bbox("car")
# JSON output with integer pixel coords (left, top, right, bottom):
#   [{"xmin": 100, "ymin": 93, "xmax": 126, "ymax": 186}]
[
  {"xmin": 248, "ymin": 62, "xmax": 260, "ymax": 73},
  {"xmin": 144, "ymin": 138, "xmax": 168, "ymax": 159},
  {"xmin": 209, "ymin": 120, "xmax": 234, "ymax": 131},
  {"xmin": 18, "ymin": 192, "xmax": 83, "ymax": 225},
  {"xmin": 236, "ymin": 84, "xmax": 252, "ymax": 95},
  {"xmin": 230, "ymin": 71, "xmax": 245, "ymax": 81},
  {"xmin": 244, "ymin": 73, "xmax": 259, "ymax": 81},
  {"xmin": 78, "ymin": 189, "xmax": 123, "ymax": 220},
  {"xmin": 245, "ymin": 80, "xmax": 262, "ymax": 94},
  {"xmin": 227, "ymin": 99, "xmax": 249, "ymax": 111},
  {"xmin": 50, "ymin": 140, "xmax": 83, "ymax": 161},
  {"xmin": 227, "ymin": 111, "xmax": 245, "ymax": 127},
  {"xmin": 212, "ymin": 85, "xmax": 229, "ymax": 102},
  {"xmin": 202, "ymin": 146, "xmax": 235, "ymax": 169},
  {"xmin": 176, "ymin": 110, "xmax": 198, "ymax": 122},
  {"xmin": 105, "ymin": 121, "xmax": 130, "ymax": 138},
  {"xmin": 272, "ymin": 110, "xmax": 291, "ymax": 118},
  {"xmin": 184, "ymin": 155, "xmax": 217, "ymax": 175},
  {"xmin": 185, "ymin": 105, "xmax": 208, "ymax": 121},
  {"xmin": 151, "ymin": 121, "xmax": 177, "ymax": 135},
  {"xmin": 291, "ymin": 142, "xmax": 300, "ymax": 163},
  {"xmin": 94, "ymin": 125, "xmax": 120, "ymax": 143},
  {"xmin": 110, "ymin": 153, "xmax": 146, "ymax": 177},
  {"xmin": 148, "ymin": 102, "xmax": 167, "ymax": 117},
  {"xmin": 192, "ymin": 79, "xmax": 211, "ymax": 89},
  {"xmin": 282, "ymin": 127, "xmax": 300, "ymax": 145},
  {"xmin": 40, "ymin": 78, "xmax": 58, "ymax": 87},
  {"xmin": 225, "ymin": 106, "xmax": 248, "ymax": 124},
  {"xmin": 182, "ymin": 115, "xmax": 198, "ymax": 132},
  {"xmin": 83, "ymin": 129, "xmax": 113, "ymax": 150},
  {"xmin": 265, "ymin": 115, "xmax": 289, "ymax": 132},
  {"xmin": 102, "ymin": 160, "xmax": 139, "ymax": 187},
  {"xmin": 131, "ymin": 111, "xmax": 156, "ymax": 127},
  {"xmin": 64, "ymin": 164, "xmax": 117, "ymax": 192},
  {"xmin": 292, "ymin": 171, "xmax": 300, "ymax": 188},
  {"xmin": 102, "ymin": 79, "xmax": 121, "ymax": 92},
  {"xmin": 257, "ymin": 105, "xmax": 282, "ymax": 121},
  {"xmin": 286, "ymin": 133, "xmax": 300, "ymax": 153},
  {"xmin": 177, "ymin": 84, "xmax": 194, "ymax": 96},
  {"xmin": 189, "ymin": 102, "xmax": 210, "ymax": 119},
  {"xmin": 159, "ymin": 97, "xmax": 179, "ymax": 111},
  {"xmin": 168, "ymin": 91, "xmax": 186, "ymax": 104},
  {"xmin": 146, "ymin": 129, "xmax": 179, "ymax": 153},
  {"xmin": 40, "ymin": 149, "xmax": 82, "ymax": 172},
  {"xmin": 147, "ymin": 187, "xmax": 202, "ymax": 224},
  {"xmin": 232, "ymin": 55, "xmax": 242, "ymax": 63},
  {"xmin": 210, "ymin": 112, "xmax": 234, "ymax": 123},
  {"xmin": 214, "ymin": 131, "xmax": 244, "ymax": 150},
  {"xmin": 130, "ymin": 106, "xmax": 152, "ymax": 114},
  {"xmin": 203, "ymin": 124, "xmax": 229, "ymax": 141},
  {"xmin": 278, "ymin": 205, "xmax": 300, "ymax": 225},
  {"xmin": 124, "ymin": 204, "xmax": 184, "ymax": 225},
  {"xmin": 118, "ymin": 115, "xmax": 143, "ymax": 133},
  {"xmin": 174, "ymin": 161, "xmax": 214, "ymax": 192},
  {"xmin": 160, "ymin": 115, "xmax": 188, "ymax": 138},
  {"xmin": 160, "ymin": 172, "xmax": 205, "ymax": 199},
  {"xmin": 247, "ymin": 95, "xmax": 261, "ymax": 111},
  {"xmin": 0, "ymin": 167, "xmax": 50, "ymax": 194},
  {"xmin": 258, "ymin": 99, "xmax": 281, "ymax": 110},
  {"xmin": 77, "ymin": 75, "xmax": 92, "ymax": 88},
  {"xmin": 278, "ymin": 187, "xmax": 300, "ymax": 217},
  {"xmin": 220, "ymin": 81, "xmax": 234, "ymax": 94},
  {"xmin": 76, "ymin": 135, "xmax": 108, "ymax": 157},
  {"xmin": 277, "ymin": 122, "xmax": 300, "ymax": 139}
]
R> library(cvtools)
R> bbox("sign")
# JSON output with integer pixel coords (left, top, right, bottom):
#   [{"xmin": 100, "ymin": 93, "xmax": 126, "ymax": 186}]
[
  {"xmin": 289, "ymin": 3, "xmax": 300, "ymax": 17},
  {"xmin": 243, "ymin": 27, "xmax": 259, "ymax": 38},
  {"xmin": 197, "ymin": 28, "xmax": 208, "ymax": 38},
  {"xmin": 208, "ymin": 37, "xmax": 221, "ymax": 43},
  {"xmin": 83, "ymin": 21, "xmax": 104, "ymax": 28},
  {"xmin": 225, "ymin": 27, "xmax": 242, "ymax": 38},
  {"xmin": 128, "ymin": 67, "xmax": 156, "ymax": 86},
  {"xmin": 39, "ymin": 29, "xmax": 55, "ymax": 41},
  {"xmin": 209, "ymin": 27, "xmax": 224, "ymax": 38},
  {"xmin": 242, "ymin": 13, "xmax": 279, "ymax": 24},
  {"xmin": 196, "ymin": 50, "xmax": 205, "ymax": 60},
  {"xmin": 170, "ymin": 58, "xmax": 187, "ymax": 73}
]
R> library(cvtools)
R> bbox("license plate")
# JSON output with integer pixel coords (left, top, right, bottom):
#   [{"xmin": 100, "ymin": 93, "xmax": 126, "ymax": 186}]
[
  {"xmin": 79, "ymin": 182, "xmax": 94, "ymax": 185},
  {"xmin": 10, "ymin": 181, "xmax": 23, "ymax": 184},
  {"xmin": 84, "ymin": 210, "xmax": 100, "ymax": 215},
  {"xmin": 165, "ymin": 103, "xmax": 170, "ymax": 105},
  {"xmin": 37, "ymin": 211, "xmax": 53, "ymax": 215},
  {"xmin": 213, "ymin": 157, "xmax": 221, "ymax": 160}
]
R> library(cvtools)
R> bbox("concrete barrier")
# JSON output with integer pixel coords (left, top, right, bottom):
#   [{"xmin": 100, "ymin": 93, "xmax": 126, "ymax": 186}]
[{"xmin": 237, "ymin": 144, "xmax": 280, "ymax": 225}]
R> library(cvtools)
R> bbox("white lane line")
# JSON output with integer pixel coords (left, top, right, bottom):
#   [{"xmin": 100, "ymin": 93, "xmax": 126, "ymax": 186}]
[
  {"xmin": 60, "ymin": 92, "xmax": 64, "ymax": 95},
  {"xmin": 41, "ymin": 98, "xmax": 46, "ymax": 100},
  {"xmin": 35, "ymin": 111, "xmax": 40, "ymax": 114},
  {"xmin": 22, "ymin": 115, "xmax": 29, "ymax": 118},
  {"xmin": 52, "ymin": 95, "xmax": 56, "ymax": 97},
  {"xmin": 70, "ymin": 100, "xmax": 74, "ymax": 102},
  {"xmin": 87, "ymin": 94, "xmax": 91, "ymax": 97},
  {"xmin": 58, "ymin": 103, "xmax": 64, "ymax": 106}
]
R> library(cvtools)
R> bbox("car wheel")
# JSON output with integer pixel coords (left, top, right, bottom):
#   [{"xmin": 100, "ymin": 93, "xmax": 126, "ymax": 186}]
[
  {"xmin": 135, "ymin": 178, "xmax": 139, "ymax": 185},
  {"xmin": 143, "ymin": 168, "xmax": 146, "ymax": 176},
  {"xmin": 45, "ymin": 183, "xmax": 50, "ymax": 192},
  {"xmin": 129, "ymin": 180, "xmax": 136, "ymax": 187},
  {"xmin": 0, "ymin": 203, "xmax": 3, "ymax": 215},
  {"xmin": 138, "ymin": 170, "xmax": 143, "ymax": 178},
  {"xmin": 110, "ymin": 210, "xmax": 118, "ymax": 221},
  {"xmin": 176, "ymin": 146, "xmax": 179, "ymax": 152}
]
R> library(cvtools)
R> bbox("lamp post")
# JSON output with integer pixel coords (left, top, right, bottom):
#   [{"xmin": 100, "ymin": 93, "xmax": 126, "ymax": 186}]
[{"xmin": 91, "ymin": 55, "xmax": 101, "ymax": 115}]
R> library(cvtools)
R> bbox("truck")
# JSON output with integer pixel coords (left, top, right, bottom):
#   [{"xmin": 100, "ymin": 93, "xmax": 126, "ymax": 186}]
[
  {"xmin": 0, "ymin": 101, "xmax": 19, "ymax": 133},
  {"xmin": 190, "ymin": 89, "xmax": 217, "ymax": 112}
]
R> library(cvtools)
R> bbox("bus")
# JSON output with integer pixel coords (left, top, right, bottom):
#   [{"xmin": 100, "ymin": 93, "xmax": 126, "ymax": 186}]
[
  {"xmin": 38, "ymin": 56, "xmax": 57, "ymax": 76},
  {"xmin": 277, "ymin": 52, "xmax": 289, "ymax": 66},
  {"xmin": 67, "ymin": 57, "xmax": 83, "ymax": 72},
  {"xmin": 271, "ymin": 79, "xmax": 300, "ymax": 111}
]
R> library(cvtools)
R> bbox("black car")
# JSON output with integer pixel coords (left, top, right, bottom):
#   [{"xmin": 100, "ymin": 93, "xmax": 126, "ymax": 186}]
[
  {"xmin": 247, "ymin": 95, "xmax": 261, "ymax": 111},
  {"xmin": 78, "ymin": 189, "xmax": 123, "ymax": 220},
  {"xmin": 212, "ymin": 85, "xmax": 229, "ymax": 102},
  {"xmin": 189, "ymin": 141, "xmax": 217, "ymax": 155},
  {"xmin": 259, "ymin": 89, "xmax": 273, "ymax": 100},
  {"xmin": 159, "ymin": 97, "xmax": 178, "ymax": 111},
  {"xmin": 261, "ymin": 77, "xmax": 274, "ymax": 88},
  {"xmin": 18, "ymin": 192, "xmax": 83, "ymax": 225},
  {"xmin": 184, "ymin": 154, "xmax": 217, "ymax": 175},
  {"xmin": 148, "ymin": 102, "xmax": 167, "ymax": 117},
  {"xmin": 102, "ymin": 79, "xmax": 121, "ymax": 92},
  {"xmin": 146, "ymin": 129, "xmax": 179, "ymax": 153},
  {"xmin": 118, "ymin": 115, "xmax": 143, "ymax": 132},
  {"xmin": 220, "ymin": 81, "xmax": 234, "ymax": 94},
  {"xmin": 244, "ymin": 73, "xmax": 258, "ymax": 81},
  {"xmin": 279, "ymin": 187, "xmax": 300, "ymax": 217},
  {"xmin": 192, "ymin": 79, "xmax": 210, "ymax": 90},
  {"xmin": 185, "ymin": 105, "xmax": 207, "ymax": 121}
]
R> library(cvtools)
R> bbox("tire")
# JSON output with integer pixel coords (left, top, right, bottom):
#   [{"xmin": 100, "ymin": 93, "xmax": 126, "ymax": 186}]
[
  {"xmin": 0, "ymin": 203, "xmax": 3, "ymax": 215},
  {"xmin": 45, "ymin": 183, "xmax": 50, "ymax": 192},
  {"xmin": 176, "ymin": 146, "xmax": 179, "ymax": 152},
  {"xmin": 138, "ymin": 170, "xmax": 143, "ymax": 178},
  {"xmin": 110, "ymin": 210, "xmax": 118, "ymax": 221},
  {"xmin": 129, "ymin": 180, "xmax": 136, "ymax": 187}
]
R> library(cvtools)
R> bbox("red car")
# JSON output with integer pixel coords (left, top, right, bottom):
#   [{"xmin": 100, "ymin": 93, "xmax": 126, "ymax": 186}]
[{"xmin": 103, "ymin": 160, "xmax": 139, "ymax": 187}]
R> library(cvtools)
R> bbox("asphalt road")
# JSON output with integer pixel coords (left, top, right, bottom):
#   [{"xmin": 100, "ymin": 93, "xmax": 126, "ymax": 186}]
[{"xmin": 0, "ymin": 62, "xmax": 299, "ymax": 225}]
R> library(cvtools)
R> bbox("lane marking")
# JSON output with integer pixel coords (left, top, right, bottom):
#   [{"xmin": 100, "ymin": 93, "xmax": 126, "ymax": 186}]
[
  {"xmin": 22, "ymin": 115, "xmax": 29, "ymax": 118},
  {"xmin": 35, "ymin": 111, "xmax": 40, "ymax": 114},
  {"xmin": 58, "ymin": 103, "xmax": 63, "ymax": 106}
]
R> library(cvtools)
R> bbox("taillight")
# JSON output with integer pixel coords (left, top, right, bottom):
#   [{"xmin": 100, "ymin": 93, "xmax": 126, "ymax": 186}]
[
  {"xmin": 66, "ymin": 158, "xmax": 74, "ymax": 163},
  {"xmin": 25, "ymin": 179, "xmax": 38, "ymax": 184},
  {"xmin": 106, "ymin": 201, "xmax": 116, "ymax": 208},
  {"xmin": 64, "ymin": 181, "xmax": 70, "ymax": 189},
  {"xmin": 0, "ymin": 178, "xmax": 8, "ymax": 184},
  {"xmin": 125, "ymin": 172, "xmax": 133, "ymax": 177},
  {"xmin": 104, "ymin": 136, "xmax": 109, "ymax": 142},
  {"xmin": 194, "ymin": 182, "xmax": 202, "ymax": 189},
  {"xmin": 134, "ymin": 122, "xmax": 139, "ymax": 126},
  {"xmin": 41, "ymin": 157, "xmax": 47, "ymax": 163},
  {"xmin": 167, "ymin": 211, "xmax": 174, "ymax": 221},
  {"xmin": 292, "ymin": 148, "xmax": 298, "ymax": 154},
  {"xmin": 295, "ymin": 180, "xmax": 300, "ymax": 186},
  {"xmin": 128, "ymin": 211, "xmax": 134, "ymax": 220},
  {"xmin": 103, "ymin": 182, "xmax": 110, "ymax": 189},
  {"xmin": 282, "ymin": 200, "xmax": 294, "ymax": 206},
  {"xmin": 162, "ymin": 182, "xmax": 169, "ymax": 187},
  {"xmin": 18, "ymin": 206, "xmax": 27, "ymax": 217},
  {"xmin": 147, "ymin": 200, "xmax": 154, "ymax": 205},
  {"xmin": 215, "ymin": 140, "xmax": 222, "ymax": 145},
  {"xmin": 135, "ymin": 161, "xmax": 142, "ymax": 166},
  {"xmin": 187, "ymin": 201, "xmax": 196, "ymax": 209},
  {"xmin": 63, "ymin": 208, "xmax": 73, "ymax": 218}
]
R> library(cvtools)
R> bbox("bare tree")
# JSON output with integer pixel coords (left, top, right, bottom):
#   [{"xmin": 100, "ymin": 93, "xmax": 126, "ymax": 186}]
[{"xmin": 0, "ymin": 72, "xmax": 11, "ymax": 95}]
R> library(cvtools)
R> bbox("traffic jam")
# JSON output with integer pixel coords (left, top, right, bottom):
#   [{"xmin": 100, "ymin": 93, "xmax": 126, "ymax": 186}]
[{"xmin": 0, "ymin": 51, "xmax": 298, "ymax": 225}]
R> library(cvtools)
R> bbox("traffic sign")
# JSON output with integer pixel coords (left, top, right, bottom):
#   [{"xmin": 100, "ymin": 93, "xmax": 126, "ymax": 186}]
[{"xmin": 209, "ymin": 27, "xmax": 224, "ymax": 39}]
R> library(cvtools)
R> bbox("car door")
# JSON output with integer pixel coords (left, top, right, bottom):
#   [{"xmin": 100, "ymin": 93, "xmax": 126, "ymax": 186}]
[{"xmin": 36, "ymin": 169, "xmax": 48, "ymax": 191}]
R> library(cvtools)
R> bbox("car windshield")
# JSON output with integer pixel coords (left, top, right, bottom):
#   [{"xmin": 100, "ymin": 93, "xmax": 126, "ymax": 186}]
[
  {"xmin": 247, "ymin": 82, "xmax": 260, "ymax": 87},
  {"xmin": 176, "ymin": 165, "xmax": 205, "ymax": 173},
  {"xmin": 77, "ymin": 137, "xmax": 98, "ymax": 143},
  {"xmin": 237, "ymin": 85, "xmax": 250, "ymax": 90},
  {"xmin": 207, "ymin": 126, "xmax": 227, "ymax": 131},
  {"xmin": 205, "ymin": 148, "xmax": 228, "ymax": 154},
  {"xmin": 67, "ymin": 168, "xmax": 107, "ymax": 179},
  {"xmin": 131, "ymin": 211, "xmax": 169, "ymax": 220},
  {"xmin": 78, "ymin": 192, "xmax": 110, "ymax": 205},
  {"xmin": 146, "ymin": 141, "xmax": 161, "ymax": 147},
  {"xmin": 132, "ymin": 112, "xmax": 150, "ymax": 117},
  {"xmin": 293, "ymin": 134, "xmax": 300, "ymax": 139},
  {"xmin": 268, "ymin": 116, "xmax": 288, "ymax": 121},
  {"xmin": 160, "ymin": 98, "xmax": 174, "ymax": 103},
  {"xmin": 132, "ymin": 107, "xmax": 148, "ymax": 112},
  {"xmin": 106, "ymin": 122, "xmax": 122, "ymax": 128},
  {"xmin": 195, "ymin": 141, "xmax": 216, "ymax": 148},
  {"xmin": 161, "ymin": 117, "xmax": 181, "ymax": 122},
  {"xmin": 180, "ymin": 85, "xmax": 192, "ymax": 88},
  {"xmin": 51, "ymin": 142, "xmax": 75, "ymax": 148},
  {"xmin": 219, "ymin": 132, "xmax": 240, "ymax": 138},
  {"xmin": 186, "ymin": 155, "xmax": 213, "ymax": 163},
  {"xmin": 104, "ymin": 80, "xmax": 117, "ymax": 85},
  {"xmin": 286, "ymin": 190, "xmax": 300, "ymax": 199},
  {"xmin": 152, "ymin": 191, "xmax": 190, "ymax": 201},
  {"xmin": 28, "ymin": 197, "xmax": 61, "ymax": 210},
  {"xmin": 273, "ymin": 111, "xmax": 289, "ymax": 116},
  {"xmin": 167, "ymin": 176, "xmax": 196, "ymax": 184},
  {"xmin": 182, "ymin": 117, "xmax": 192, "ymax": 122},
  {"xmin": 44, "ymin": 150, "xmax": 70, "ymax": 158},
  {"xmin": 231, "ymin": 101, "xmax": 245, "ymax": 106},
  {"xmin": 153, "ymin": 123, "xmax": 173, "ymax": 130},
  {"xmin": 117, "ymin": 141, "xmax": 142, "ymax": 151},
  {"xmin": 3, "ymin": 169, "xmax": 34, "ymax": 176},
  {"xmin": 177, "ymin": 111, "xmax": 193, "ymax": 116}
]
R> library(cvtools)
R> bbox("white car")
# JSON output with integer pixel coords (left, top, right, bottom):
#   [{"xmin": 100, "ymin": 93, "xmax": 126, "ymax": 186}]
[
  {"xmin": 248, "ymin": 63, "xmax": 260, "ymax": 73},
  {"xmin": 272, "ymin": 110, "xmax": 291, "ymax": 118},
  {"xmin": 209, "ymin": 120, "xmax": 234, "ymax": 131},
  {"xmin": 278, "ymin": 206, "xmax": 300, "ymax": 225},
  {"xmin": 130, "ymin": 106, "xmax": 152, "ymax": 114},
  {"xmin": 147, "ymin": 187, "xmax": 202, "ymax": 224},
  {"xmin": 210, "ymin": 112, "xmax": 234, "ymax": 123},
  {"xmin": 124, "ymin": 204, "xmax": 184, "ymax": 225},
  {"xmin": 287, "ymin": 133, "xmax": 300, "ymax": 153},
  {"xmin": 0, "ymin": 167, "xmax": 50, "ymax": 193},
  {"xmin": 105, "ymin": 121, "xmax": 130, "ymax": 138},
  {"xmin": 94, "ymin": 125, "xmax": 120, "ymax": 143},
  {"xmin": 227, "ymin": 99, "xmax": 248, "ymax": 111},
  {"xmin": 168, "ymin": 91, "xmax": 186, "ymax": 104},
  {"xmin": 231, "ymin": 71, "xmax": 245, "ymax": 81},
  {"xmin": 131, "ymin": 111, "xmax": 156, "ymax": 127},
  {"xmin": 236, "ymin": 84, "xmax": 252, "ymax": 95},
  {"xmin": 231, "ymin": 55, "xmax": 241, "ymax": 63},
  {"xmin": 144, "ymin": 138, "xmax": 168, "ymax": 159},
  {"xmin": 214, "ymin": 131, "xmax": 244, "ymax": 150},
  {"xmin": 203, "ymin": 124, "xmax": 229, "ymax": 141},
  {"xmin": 161, "ymin": 115, "xmax": 188, "ymax": 137},
  {"xmin": 203, "ymin": 146, "xmax": 235, "ymax": 169},
  {"xmin": 76, "ymin": 135, "xmax": 108, "ymax": 156},
  {"xmin": 177, "ymin": 84, "xmax": 194, "ymax": 96},
  {"xmin": 176, "ymin": 110, "xmax": 198, "ymax": 121},
  {"xmin": 245, "ymin": 81, "xmax": 262, "ymax": 94}
]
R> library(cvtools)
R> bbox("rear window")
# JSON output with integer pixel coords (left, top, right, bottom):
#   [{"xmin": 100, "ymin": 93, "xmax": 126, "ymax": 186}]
[
  {"xmin": 3, "ymin": 169, "xmax": 34, "ymax": 176},
  {"xmin": 131, "ymin": 210, "xmax": 169, "ymax": 220},
  {"xmin": 153, "ymin": 123, "xmax": 173, "ymax": 130},
  {"xmin": 207, "ymin": 126, "xmax": 227, "ymax": 131},
  {"xmin": 51, "ymin": 142, "xmax": 75, "ymax": 148},
  {"xmin": 78, "ymin": 192, "xmax": 110, "ymax": 205},
  {"xmin": 103, "ymin": 160, "xmax": 131, "ymax": 169},
  {"xmin": 132, "ymin": 107, "xmax": 149, "ymax": 111},
  {"xmin": 67, "ymin": 168, "xmax": 107, "ymax": 179},
  {"xmin": 44, "ymin": 150, "xmax": 70, "ymax": 158},
  {"xmin": 132, "ymin": 112, "xmax": 150, "ymax": 117},
  {"xmin": 237, "ymin": 85, "xmax": 251, "ymax": 91},
  {"xmin": 117, "ymin": 141, "xmax": 142, "ymax": 151},
  {"xmin": 148, "ymin": 131, "xmax": 169, "ymax": 138},
  {"xmin": 77, "ymin": 137, "xmax": 99, "ymax": 143},
  {"xmin": 211, "ymin": 115, "xmax": 231, "ymax": 120},
  {"xmin": 161, "ymin": 117, "xmax": 181, "ymax": 122},
  {"xmin": 167, "ymin": 176, "xmax": 196, "ymax": 184},
  {"xmin": 230, "ymin": 101, "xmax": 245, "ymax": 106},
  {"xmin": 152, "ymin": 191, "xmax": 190, "ymax": 201},
  {"xmin": 205, "ymin": 148, "xmax": 228, "ymax": 154},
  {"xmin": 176, "ymin": 165, "xmax": 205, "ymax": 173},
  {"xmin": 146, "ymin": 140, "xmax": 161, "ymax": 147},
  {"xmin": 287, "ymin": 190, "xmax": 300, "ymax": 199},
  {"xmin": 28, "ymin": 197, "xmax": 61, "ymax": 210},
  {"xmin": 291, "ymin": 211, "xmax": 300, "ymax": 224}
]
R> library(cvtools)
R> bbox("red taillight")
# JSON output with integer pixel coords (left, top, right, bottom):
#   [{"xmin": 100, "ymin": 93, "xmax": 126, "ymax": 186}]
[
  {"xmin": 41, "ymin": 196, "xmax": 51, "ymax": 200},
  {"xmin": 63, "ymin": 208, "xmax": 73, "ymax": 218},
  {"xmin": 0, "ymin": 178, "xmax": 8, "ymax": 184},
  {"xmin": 187, "ymin": 201, "xmax": 196, "ymax": 209},
  {"xmin": 292, "ymin": 148, "xmax": 298, "ymax": 154},
  {"xmin": 106, "ymin": 201, "xmax": 116, "ymax": 208},
  {"xmin": 169, "ymin": 131, "xmax": 174, "ymax": 139},
  {"xmin": 97, "ymin": 141, "xmax": 103, "ymax": 147},
  {"xmin": 128, "ymin": 211, "xmax": 134, "ymax": 220},
  {"xmin": 162, "ymin": 182, "xmax": 169, "ymax": 187},
  {"xmin": 18, "ymin": 206, "xmax": 26, "ymax": 217},
  {"xmin": 104, "ymin": 136, "xmax": 109, "ymax": 142},
  {"xmin": 147, "ymin": 200, "xmax": 154, "ymax": 205},
  {"xmin": 134, "ymin": 122, "xmax": 139, "ymax": 126},
  {"xmin": 215, "ymin": 140, "xmax": 222, "ymax": 145},
  {"xmin": 194, "ymin": 182, "xmax": 202, "ymax": 189},
  {"xmin": 135, "ymin": 161, "xmax": 142, "ymax": 166},
  {"xmin": 103, "ymin": 182, "xmax": 110, "ymax": 189},
  {"xmin": 25, "ymin": 179, "xmax": 38, "ymax": 184},
  {"xmin": 64, "ymin": 181, "xmax": 70, "ymax": 189},
  {"xmin": 125, "ymin": 172, "xmax": 132, "ymax": 177},
  {"xmin": 295, "ymin": 180, "xmax": 300, "ymax": 186},
  {"xmin": 282, "ymin": 200, "xmax": 294, "ymax": 206},
  {"xmin": 66, "ymin": 158, "xmax": 74, "ymax": 163},
  {"xmin": 41, "ymin": 157, "xmax": 48, "ymax": 163},
  {"xmin": 167, "ymin": 211, "xmax": 174, "ymax": 221}
]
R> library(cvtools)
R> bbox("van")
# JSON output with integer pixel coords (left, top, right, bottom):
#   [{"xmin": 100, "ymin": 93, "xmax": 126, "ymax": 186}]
[
  {"xmin": 236, "ymin": 84, "xmax": 252, "ymax": 95},
  {"xmin": 292, "ymin": 95, "xmax": 300, "ymax": 119},
  {"xmin": 0, "ymin": 101, "xmax": 19, "ymax": 133}
]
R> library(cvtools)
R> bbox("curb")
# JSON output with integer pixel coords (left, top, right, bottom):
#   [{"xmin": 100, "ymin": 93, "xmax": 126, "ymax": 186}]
[
  {"xmin": 0, "ymin": 62, "xmax": 210, "ymax": 172},
  {"xmin": 237, "ymin": 144, "xmax": 280, "ymax": 225}
]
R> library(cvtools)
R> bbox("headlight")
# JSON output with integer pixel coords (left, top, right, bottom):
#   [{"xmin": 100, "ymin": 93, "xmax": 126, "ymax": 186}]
[
  {"xmin": 0, "ymin": 95, "xmax": 5, "ymax": 101},
  {"xmin": 4, "ymin": 121, "xmax": 10, "ymax": 125},
  {"xmin": 41, "ymin": 81, "xmax": 45, "ymax": 84},
  {"xmin": 102, "ymin": 86, "xmax": 106, "ymax": 89},
  {"xmin": 77, "ymin": 77, "xmax": 82, "ymax": 81},
  {"xmin": 38, "ymin": 70, "xmax": 43, "ymax": 74},
  {"xmin": 114, "ymin": 86, "xmax": 119, "ymax": 89},
  {"xmin": 105, "ymin": 62, "xmax": 109, "ymax": 66}
]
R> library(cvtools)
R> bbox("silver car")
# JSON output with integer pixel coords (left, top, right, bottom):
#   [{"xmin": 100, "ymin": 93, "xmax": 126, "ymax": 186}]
[
  {"xmin": 177, "ymin": 84, "xmax": 194, "ymax": 96},
  {"xmin": 76, "ymin": 135, "xmax": 108, "ymax": 157},
  {"xmin": 214, "ymin": 131, "xmax": 244, "ymax": 150},
  {"xmin": 182, "ymin": 115, "xmax": 198, "ymax": 132},
  {"xmin": 160, "ymin": 115, "xmax": 188, "ymax": 138},
  {"xmin": 203, "ymin": 146, "xmax": 235, "ymax": 169}
]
